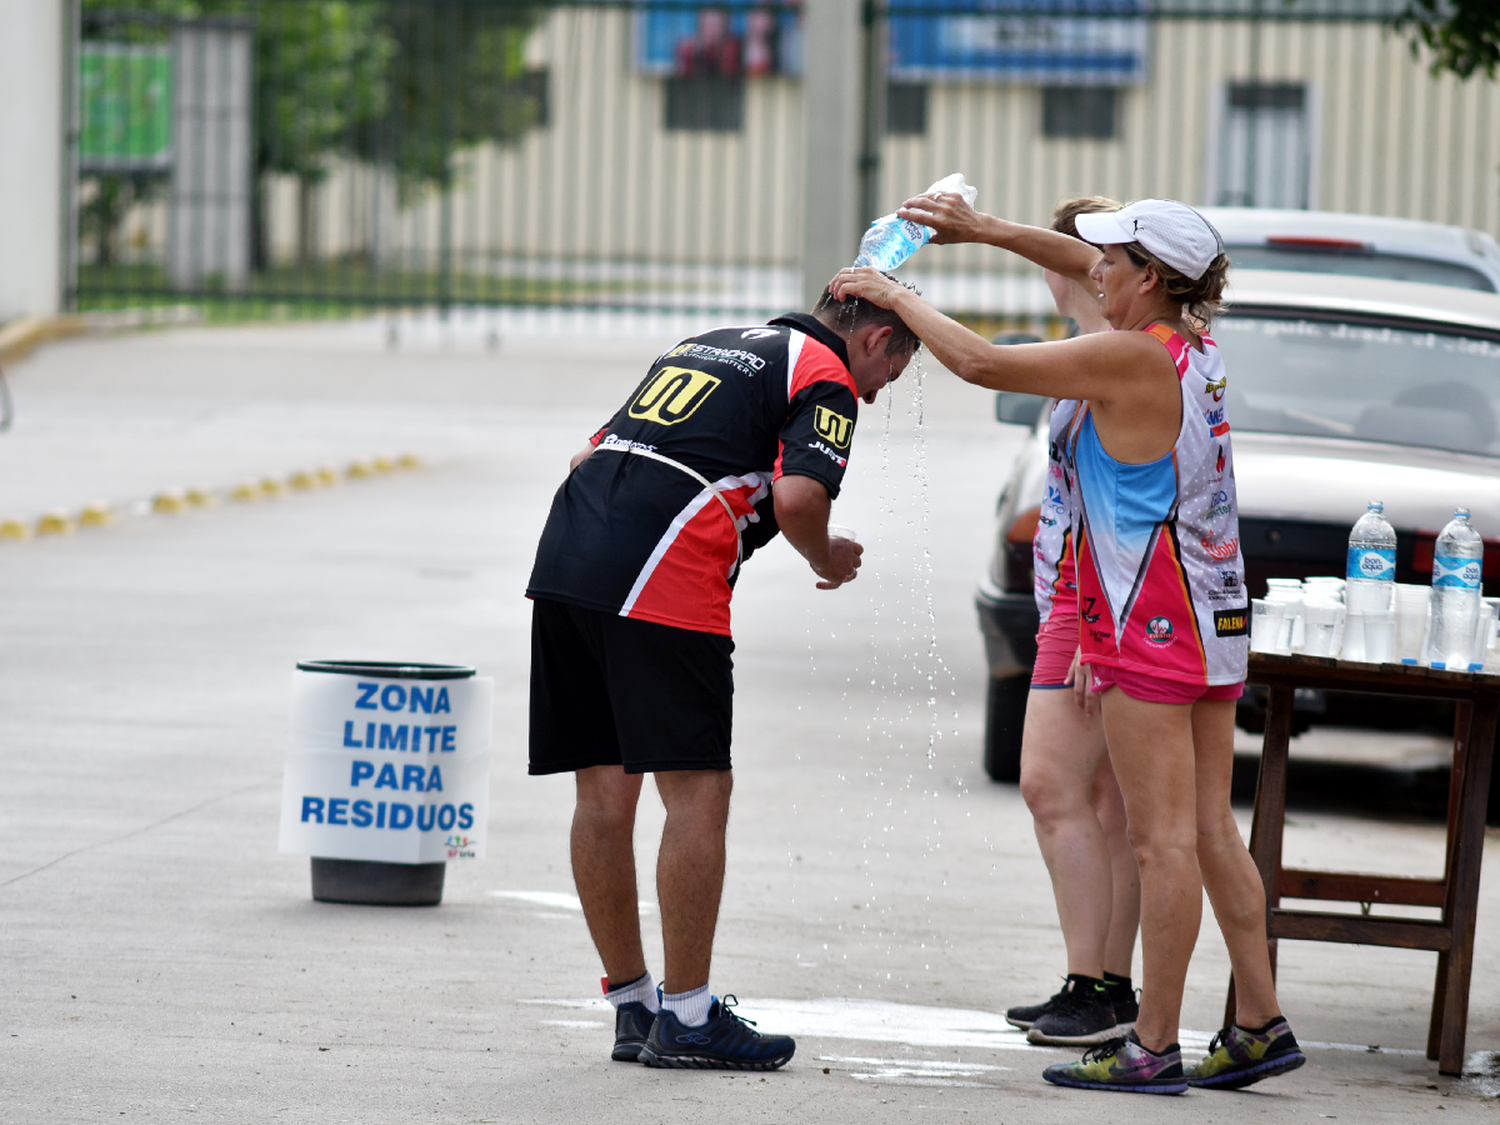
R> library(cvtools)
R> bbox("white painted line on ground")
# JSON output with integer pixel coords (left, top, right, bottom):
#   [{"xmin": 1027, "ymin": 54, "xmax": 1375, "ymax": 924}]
[{"xmin": 521, "ymin": 995, "xmax": 1429, "ymax": 1059}]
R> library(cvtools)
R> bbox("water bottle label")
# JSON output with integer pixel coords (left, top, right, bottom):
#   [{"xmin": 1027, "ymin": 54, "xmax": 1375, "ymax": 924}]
[
  {"xmin": 1432, "ymin": 553, "xmax": 1483, "ymax": 589},
  {"xmin": 1346, "ymin": 547, "xmax": 1395, "ymax": 582}
]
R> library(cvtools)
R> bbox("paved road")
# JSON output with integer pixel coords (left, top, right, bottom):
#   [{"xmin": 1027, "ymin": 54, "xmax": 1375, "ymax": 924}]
[{"xmin": 2, "ymin": 318, "xmax": 1497, "ymax": 1123}]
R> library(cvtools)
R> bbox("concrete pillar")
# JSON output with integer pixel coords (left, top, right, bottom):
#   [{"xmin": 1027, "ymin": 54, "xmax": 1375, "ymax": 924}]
[
  {"xmin": 0, "ymin": 0, "xmax": 67, "ymax": 322},
  {"xmin": 799, "ymin": 0, "xmax": 862, "ymax": 312}
]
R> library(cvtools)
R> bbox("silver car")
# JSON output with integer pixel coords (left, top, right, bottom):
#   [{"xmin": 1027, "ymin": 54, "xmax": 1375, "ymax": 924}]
[{"xmin": 975, "ymin": 270, "xmax": 1500, "ymax": 784}]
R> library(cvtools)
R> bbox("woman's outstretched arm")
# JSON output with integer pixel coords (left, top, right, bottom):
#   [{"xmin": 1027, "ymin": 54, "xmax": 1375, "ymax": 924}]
[{"xmin": 896, "ymin": 194, "xmax": 1101, "ymax": 288}]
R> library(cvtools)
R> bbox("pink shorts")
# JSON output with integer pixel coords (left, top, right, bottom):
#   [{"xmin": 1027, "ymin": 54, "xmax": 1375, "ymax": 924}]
[
  {"xmin": 1031, "ymin": 608, "xmax": 1079, "ymax": 688},
  {"xmin": 1087, "ymin": 663, "xmax": 1244, "ymax": 705}
]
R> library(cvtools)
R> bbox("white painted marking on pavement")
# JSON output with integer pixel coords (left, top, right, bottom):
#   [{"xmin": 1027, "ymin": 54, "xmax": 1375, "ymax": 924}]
[
  {"xmin": 521, "ymin": 995, "xmax": 1430, "ymax": 1060},
  {"xmin": 490, "ymin": 890, "xmax": 655, "ymax": 914}
]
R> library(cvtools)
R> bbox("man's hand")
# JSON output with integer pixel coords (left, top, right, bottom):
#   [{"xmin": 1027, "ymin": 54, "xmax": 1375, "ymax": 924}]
[
  {"xmin": 896, "ymin": 190, "xmax": 986, "ymax": 245},
  {"xmin": 814, "ymin": 533, "xmax": 863, "ymax": 590},
  {"xmin": 773, "ymin": 474, "xmax": 862, "ymax": 589},
  {"xmin": 569, "ymin": 442, "xmax": 596, "ymax": 472}
]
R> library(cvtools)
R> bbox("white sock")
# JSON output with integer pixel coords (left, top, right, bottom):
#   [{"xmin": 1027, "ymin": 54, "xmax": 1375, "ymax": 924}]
[
  {"xmin": 603, "ymin": 972, "xmax": 660, "ymax": 1012},
  {"xmin": 661, "ymin": 984, "xmax": 712, "ymax": 1027}
]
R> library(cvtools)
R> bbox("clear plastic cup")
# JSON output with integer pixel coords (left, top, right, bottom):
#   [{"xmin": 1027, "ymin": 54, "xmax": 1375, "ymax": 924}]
[
  {"xmin": 1301, "ymin": 601, "xmax": 1343, "ymax": 657},
  {"xmin": 1362, "ymin": 610, "xmax": 1397, "ymax": 664},
  {"xmin": 1250, "ymin": 599, "xmax": 1286, "ymax": 654}
]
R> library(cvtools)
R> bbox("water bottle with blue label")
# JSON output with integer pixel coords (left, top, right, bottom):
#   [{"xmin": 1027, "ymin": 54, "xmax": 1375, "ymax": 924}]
[
  {"xmin": 853, "ymin": 173, "xmax": 978, "ymax": 272},
  {"xmin": 1345, "ymin": 501, "xmax": 1396, "ymax": 615},
  {"xmin": 1425, "ymin": 507, "xmax": 1484, "ymax": 669}
]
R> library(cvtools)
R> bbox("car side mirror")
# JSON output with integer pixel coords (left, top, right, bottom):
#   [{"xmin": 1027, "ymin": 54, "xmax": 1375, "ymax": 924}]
[{"xmin": 995, "ymin": 392, "xmax": 1046, "ymax": 427}]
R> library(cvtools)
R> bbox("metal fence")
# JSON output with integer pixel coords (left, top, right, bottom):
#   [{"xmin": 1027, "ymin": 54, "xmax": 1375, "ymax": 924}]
[{"xmin": 70, "ymin": 0, "xmax": 1500, "ymax": 323}]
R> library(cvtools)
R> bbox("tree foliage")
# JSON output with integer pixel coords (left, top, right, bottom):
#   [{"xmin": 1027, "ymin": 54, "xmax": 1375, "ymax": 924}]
[{"xmin": 1397, "ymin": 0, "xmax": 1500, "ymax": 80}]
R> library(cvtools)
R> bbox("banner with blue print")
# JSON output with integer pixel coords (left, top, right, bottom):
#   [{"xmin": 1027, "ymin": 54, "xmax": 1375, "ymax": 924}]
[
  {"xmin": 889, "ymin": 0, "xmax": 1149, "ymax": 86},
  {"xmin": 279, "ymin": 671, "xmax": 493, "ymax": 863}
]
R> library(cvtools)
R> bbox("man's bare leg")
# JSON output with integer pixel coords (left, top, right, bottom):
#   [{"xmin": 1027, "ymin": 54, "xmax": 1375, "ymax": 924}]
[
  {"xmin": 654, "ymin": 769, "xmax": 733, "ymax": 994},
  {"xmin": 572, "ymin": 765, "xmax": 647, "ymax": 985}
]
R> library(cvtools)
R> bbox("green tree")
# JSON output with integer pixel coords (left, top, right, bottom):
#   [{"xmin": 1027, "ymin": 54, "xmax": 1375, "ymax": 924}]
[
  {"xmin": 81, "ymin": 1, "xmax": 548, "ymax": 268},
  {"xmin": 1397, "ymin": 0, "xmax": 1500, "ymax": 80}
]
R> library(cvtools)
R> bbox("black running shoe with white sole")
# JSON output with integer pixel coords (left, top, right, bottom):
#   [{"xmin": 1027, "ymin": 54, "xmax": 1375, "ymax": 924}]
[
  {"xmin": 611, "ymin": 1001, "xmax": 656, "ymax": 1062},
  {"xmin": 1027, "ymin": 977, "xmax": 1119, "ymax": 1046},
  {"xmin": 638, "ymin": 995, "xmax": 795, "ymax": 1071},
  {"xmin": 1005, "ymin": 981, "xmax": 1070, "ymax": 1031}
]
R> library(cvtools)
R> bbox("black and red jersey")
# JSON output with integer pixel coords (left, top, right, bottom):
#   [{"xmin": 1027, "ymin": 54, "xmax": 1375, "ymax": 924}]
[{"xmin": 526, "ymin": 313, "xmax": 861, "ymax": 636}]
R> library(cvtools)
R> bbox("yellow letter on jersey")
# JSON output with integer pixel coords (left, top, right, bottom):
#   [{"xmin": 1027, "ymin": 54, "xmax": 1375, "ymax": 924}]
[
  {"xmin": 629, "ymin": 367, "xmax": 721, "ymax": 426},
  {"xmin": 813, "ymin": 405, "xmax": 853, "ymax": 449}
]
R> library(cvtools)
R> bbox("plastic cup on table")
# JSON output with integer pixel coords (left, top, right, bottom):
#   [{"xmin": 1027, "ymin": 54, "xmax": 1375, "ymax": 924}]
[
  {"xmin": 1250, "ymin": 599, "xmax": 1286, "ymax": 654},
  {"xmin": 1393, "ymin": 584, "xmax": 1430, "ymax": 664},
  {"xmin": 1362, "ymin": 610, "xmax": 1397, "ymax": 664},
  {"xmin": 1301, "ymin": 601, "xmax": 1343, "ymax": 657}
]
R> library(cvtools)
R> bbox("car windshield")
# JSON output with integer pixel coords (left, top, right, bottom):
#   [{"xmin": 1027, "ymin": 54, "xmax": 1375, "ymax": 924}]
[
  {"xmin": 1225, "ymin": 246, "xmax": 1495, "ymax": 292},
  {"xmin": 1211, "ymin": 311, "xmax": 1500, "ymax": 457}
]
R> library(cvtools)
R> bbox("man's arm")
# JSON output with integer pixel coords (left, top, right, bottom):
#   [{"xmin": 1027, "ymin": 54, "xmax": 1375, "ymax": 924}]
[{"xmin": 773, "ymin": 474, "xmax": 862, "ymax": 590}]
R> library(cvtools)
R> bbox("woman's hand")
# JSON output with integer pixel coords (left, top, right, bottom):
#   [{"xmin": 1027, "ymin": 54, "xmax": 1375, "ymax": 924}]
[
  {"xmin": 1066, "ymin": 646, "xmax": 1099, "ymax": 717},
  {"xmin": 897, "ymin": 191, "xmax": 986, "ymax": 245},
  {"xmin": 829, "ymin": 265, "xmax": 907, "ymax": 309}
]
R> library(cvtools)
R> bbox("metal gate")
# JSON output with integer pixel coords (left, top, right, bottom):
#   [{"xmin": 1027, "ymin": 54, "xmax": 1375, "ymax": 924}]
[{"xmin": 70, "ymin": 1, "xmax": 1500, "ymax": 323}]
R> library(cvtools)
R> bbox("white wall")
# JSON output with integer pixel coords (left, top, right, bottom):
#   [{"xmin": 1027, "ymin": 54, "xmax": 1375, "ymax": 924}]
[{"xmin": 0, "ymin": 0, "xmax": 65, "ymax": 322}]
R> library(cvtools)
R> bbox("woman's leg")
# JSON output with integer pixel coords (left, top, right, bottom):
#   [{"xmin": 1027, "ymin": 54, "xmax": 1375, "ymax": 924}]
[
  {"xmin": 1018, "ymin": 687, "xmax": 1114, "ymax": 977},
  {"xmin": 1191, "ymin": 698, "xmax": 1281, "ymax": 1027},
  {"xmin": 1091, "ymin": 749, "xmax": 1140, "ymax": 979},
  {"xmin": 1100, "ymin": 688, "xmax": 1201, "ymax": 1052}
]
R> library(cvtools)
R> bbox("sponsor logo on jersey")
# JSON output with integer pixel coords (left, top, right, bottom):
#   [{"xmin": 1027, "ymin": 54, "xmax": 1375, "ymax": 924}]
[
  {"xmin": 1145, "ymin": 616, "xmax": 1175, "ymax": 646},
  {"xmin": 1207, "ymin": 488, "xmax": 1232, "ymax": 520},
  {"xmin": 629, "ymin": 367, "xmax": 721, "ymax": 426},
  {"xmin": 1219, "ymin": 569, "xmax": 1240, "ymax": 590},
  {"xmin": 1201, "ymin": 534, "xmax": 1239, "ymax": 561},
  {"xmin": 813, "ymin": 405, "xmax": 854, "ymax": 449},
  {"xmin": 1215, "ymin": 444, "xmax": 1226, "ymax": 477},
  {"xmin": 1214, "ymin": 608, "xmax": 1249, "ymax": 637},
  {"xmin": 1081, "ymin": 596, "xmax": 1101, "ymax": 625},
  {"xmin": 808, "ymin": 440, "xmax": 847, "ymax": 467},
  {"xmin": 740, "ymin": 327, "xmax": 778, "ymax": 340},
  {"xmin": 1203, "ymin": 406, "xmax": 1231, "ymax": 437},
  {"xmin": 1205, "ymin": 374, "xmax": 1227, "ymax": 402}
]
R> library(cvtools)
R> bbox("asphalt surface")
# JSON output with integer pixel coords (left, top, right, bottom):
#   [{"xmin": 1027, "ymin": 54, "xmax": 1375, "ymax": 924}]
[{"xmin": 2, "ymin": 313, "xmax": 1497, "ymax": 1123}]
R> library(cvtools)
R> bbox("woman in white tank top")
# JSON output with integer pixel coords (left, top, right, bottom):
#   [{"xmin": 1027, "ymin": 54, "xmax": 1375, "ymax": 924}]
[{"xmin": 834, "ymin": 197, "xmax": 1303, "ymax": 1096}]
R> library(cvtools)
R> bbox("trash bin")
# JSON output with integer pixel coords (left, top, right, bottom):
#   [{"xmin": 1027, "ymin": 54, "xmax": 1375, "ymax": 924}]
[{"xmin": 279, "ymin": 660, "xmax": 493, "ymax": 906}]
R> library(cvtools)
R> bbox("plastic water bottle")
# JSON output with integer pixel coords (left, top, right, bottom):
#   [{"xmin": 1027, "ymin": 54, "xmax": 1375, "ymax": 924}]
[
  {"xmin": 1426, "ymin": 508, "xmax": 1484, "ymax": 669},
  {"xmin": 852, "ymin": 172, "xmax": 978, "ymax": 271},
  {"xmin": 1345, "ymin": 501, "xmax": 1397, "ymax": 615}
]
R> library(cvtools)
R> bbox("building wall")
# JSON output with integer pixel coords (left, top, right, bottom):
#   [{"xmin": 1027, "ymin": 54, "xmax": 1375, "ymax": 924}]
[
  {"xmin": 0, "ymin": 0, "xmax": 65, "ymax": 321},
  {"xmin": 246, "ymin": 9, "xmax": 1500, "ymax": 301}
]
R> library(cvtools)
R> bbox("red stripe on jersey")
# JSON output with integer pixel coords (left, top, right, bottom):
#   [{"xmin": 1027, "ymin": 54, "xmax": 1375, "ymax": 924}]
[
  {"xmin": 1145, "ymin": 323, "xmax": 1190, "ymax": 377},
  {"xmin": 775, "ymin": 335, "xmax": 856, "ymax": 482}
]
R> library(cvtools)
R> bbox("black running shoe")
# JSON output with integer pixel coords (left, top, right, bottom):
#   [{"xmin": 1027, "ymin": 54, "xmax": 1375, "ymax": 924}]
[
  {"xmin": 639, "ymin": 995, "xmax": 795, "ymax": 1070},
  {"xmin": 1027, "ymin": 977, "xmax": 1119, "ymax": 1046},
  {"xmin": 1104, "ymin": 978, "xmax": 1139, "ymax": 1029},
  {"xmin": 611, "ymin": 1001, "xmax": 656, "ymax": 1062},
  {"xmin": 1005, "ymin": 980, "xmax": 1070, "ymax": 1031}
]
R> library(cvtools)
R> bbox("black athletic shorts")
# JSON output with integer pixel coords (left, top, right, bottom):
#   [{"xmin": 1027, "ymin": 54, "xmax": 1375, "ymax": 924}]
[{"xmin": 528, "ymin": 597, "xmax": 734, "ymax": 775}]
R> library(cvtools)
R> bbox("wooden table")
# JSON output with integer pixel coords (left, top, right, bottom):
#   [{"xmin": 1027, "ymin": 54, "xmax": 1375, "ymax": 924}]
[{"xmin": 1232, "ymin": 652, "xmax": 1499, "ymax": 1075}]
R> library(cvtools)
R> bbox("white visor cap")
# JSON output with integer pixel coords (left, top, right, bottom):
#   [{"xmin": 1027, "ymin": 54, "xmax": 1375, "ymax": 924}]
[{"xmin": 1075, "ymin": 199, "xmax": 1224, "ymax": 280}]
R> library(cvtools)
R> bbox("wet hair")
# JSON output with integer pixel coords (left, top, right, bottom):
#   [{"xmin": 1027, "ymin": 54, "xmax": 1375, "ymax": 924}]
[
  {"xmin": 1050, "ymin": 195, "xmax": 1123, "ymax": 241},
  {"xmin": 1120, "ymin": 241, "xmax": 1231, "ymax": 329},
  {"xmin": 815, "ymin": 273, "xmax": 923, "ymax": 357}
]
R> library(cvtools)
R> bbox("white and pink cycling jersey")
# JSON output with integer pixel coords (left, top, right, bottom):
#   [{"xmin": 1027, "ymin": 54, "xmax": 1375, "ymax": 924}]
[
  {"xmin": 1064, "ymin": 324, "xmax": 1249, "ymax": 687},
  {"xmin": 1034, "ymin": 398, "xmax": 1083, "ymax": 626}
]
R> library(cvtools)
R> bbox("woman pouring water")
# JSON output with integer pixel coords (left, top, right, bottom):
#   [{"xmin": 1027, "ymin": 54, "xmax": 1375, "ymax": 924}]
[{"xmin": 832, "ymin": 197, "xmax": 1304, "ymax": 1095}]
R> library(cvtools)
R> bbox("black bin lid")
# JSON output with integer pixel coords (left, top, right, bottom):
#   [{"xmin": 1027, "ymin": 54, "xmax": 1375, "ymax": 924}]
[{"xmin": 296, "ymin": 660, "xmax": 475, "ymax": 681}]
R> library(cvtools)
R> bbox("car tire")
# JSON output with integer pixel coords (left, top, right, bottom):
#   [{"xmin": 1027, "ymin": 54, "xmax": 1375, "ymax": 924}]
[{"xmin": 983, "ymin": 674, "xmax": 1030, "ymax": 783}]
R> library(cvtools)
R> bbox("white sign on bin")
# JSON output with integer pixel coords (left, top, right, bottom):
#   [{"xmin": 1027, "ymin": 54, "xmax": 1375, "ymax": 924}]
[{"xmin": 279, "ymin": 668, "xmax": 492, "ymax": 863}]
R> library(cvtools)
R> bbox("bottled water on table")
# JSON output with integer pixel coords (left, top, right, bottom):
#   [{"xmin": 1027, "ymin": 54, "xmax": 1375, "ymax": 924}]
[
  {"xmin": 1346, "ymin": 501, "xmax": 1396, "ymax": 615},
  {"xmin": 1426, "ymin": 508, "xmax": 1484, "ymax": 669},
  {"xmin": 853, "ymin": 172, "xmax": 978, "ymax": 272}
]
